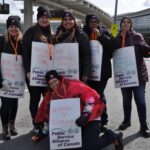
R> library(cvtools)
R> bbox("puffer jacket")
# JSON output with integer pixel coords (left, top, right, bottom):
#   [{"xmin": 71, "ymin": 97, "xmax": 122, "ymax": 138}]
[
  {"xmin": 35, "ymin": 77, "xmax": 105, "ymax": 123},
  {"xmin": 114, "ymin": 30, "xmax": 150, "ymax": 84}
]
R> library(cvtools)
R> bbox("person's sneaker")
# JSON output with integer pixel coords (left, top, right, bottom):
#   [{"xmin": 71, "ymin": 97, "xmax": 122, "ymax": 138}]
[
  {"xmin": 100, "ymin": 124, "xmax": 108, "ymax": 132},
  {"xmin": 118, "ymin": 122, "xmax": 131, "ymax": 130},
  {"xmin": 31, "ymin": 129, "xmax": 46, "ymax": 142},
  {"xmin": 140, "ymin": 127, "xmax": 150, "ymax": 138},
  {"xmin": 32, "ymin": 127, "xmax": 39, "ymax": 134},
  {"xmin": 114, "ymin": 132, "xmax": 124, "ymax": 150}
]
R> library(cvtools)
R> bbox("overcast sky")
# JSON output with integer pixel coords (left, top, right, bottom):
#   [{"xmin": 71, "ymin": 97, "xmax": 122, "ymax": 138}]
[
  {"xmin": 88, "ymin": 0, "xmax": 150, "ymax": 15},
  {"xmin": 0, "ymin": 0, "xmax": 150, "ymax": 22}
]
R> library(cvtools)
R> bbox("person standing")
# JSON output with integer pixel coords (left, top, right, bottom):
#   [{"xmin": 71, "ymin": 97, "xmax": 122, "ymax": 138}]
[
  {"xmin": 55, "ymin": 11, "xmax": 91, "ymax": 82},
  {"xmin": 22, "ymin": 6, "xmax": 53, "ymax": 132},
  {"xmin": 114, "ymin": 16, "xmax": 150, "ymax": 138},
  {"xmin": 83, "ymin": 14, "xmax": 113, "ymax": 131},
  {"xmin": 0, "ymin": 16, "xmax": 22, "ymax": 140}
]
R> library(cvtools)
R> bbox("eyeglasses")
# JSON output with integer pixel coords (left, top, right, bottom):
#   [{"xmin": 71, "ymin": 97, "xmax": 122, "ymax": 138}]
[{"xmin": 89, "ymin": 21, "xmax": 98, "ymax": 24}]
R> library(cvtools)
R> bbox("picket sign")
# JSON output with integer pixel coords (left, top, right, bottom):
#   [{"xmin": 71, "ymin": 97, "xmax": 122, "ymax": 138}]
[
  {"xmin": 49, "ymin": 98, "xmax": 82, "ymax": 150},
  {"xmin": 0, "ymin": 53, "xmax": 25, "ymax": 98},
  {"xmin": 89, "ymin": 40, "xmax": 103, "ymax": 81},
  {"xmin": 113, "ymin": 46, "xmax": 139, "ymax": 88},
  {"xmin": 30, "ymin": 42, "xmax": 79, "ymax": 86}
]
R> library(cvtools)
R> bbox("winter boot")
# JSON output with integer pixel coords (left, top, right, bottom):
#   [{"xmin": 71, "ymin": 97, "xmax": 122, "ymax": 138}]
[
  {"xmin": 9, "ymin": 120, "xmax": 18, "ymax": 136},
  {"xmin": 2, "ymin": 125, "xmax": 11, "ymax": 140}
]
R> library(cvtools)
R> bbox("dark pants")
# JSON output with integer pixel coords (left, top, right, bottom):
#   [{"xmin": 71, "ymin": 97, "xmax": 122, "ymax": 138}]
[
  {"xmin": 121, "ymin": 83, "xmax": 148, "ymax": 128},
  {"xmin": 26, "ymin": 79, "xmax": 46, "ymax": 126},
  {"xmin": 87, "ymin": 79, "xmax": 108, "ymax": 125},
  {"xmin": 0, "ymin": 97, "xmax": 18, "ymax": 126},
  {"xmin": 67, "ymin": 121, "xmax": 117, "ymax": 150}
]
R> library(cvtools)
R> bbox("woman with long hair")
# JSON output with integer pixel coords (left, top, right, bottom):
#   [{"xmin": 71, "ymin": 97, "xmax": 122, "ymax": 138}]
[
  {"xmin": 0, "ymin": 15, "xmax": 22, "ymax": 140},
  {"xmin": 55, "ymin": 11, "xmax": 91, "ymax": 82},
  {"xmin": 114, "ymin": 16, "xmax": 150, "ymax": 138}
]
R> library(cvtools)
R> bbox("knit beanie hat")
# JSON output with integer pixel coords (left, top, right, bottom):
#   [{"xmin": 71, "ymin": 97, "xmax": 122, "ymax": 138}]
[
  {"xmin": 85, "ymin": 13, "xmax": 99, "ymax": 25},
  {"xmin": 6, "ymin": 15, "xmax": 21, "ymax": 30},
  {"xmin": 62, "ymin": 11, "xmax": 75, "ymax": 20},
  {"xmin": 120, "ymin": 16, "xmax": 132, "ymax": 29},
  {"xmin": 37, "ymin": 6, "xmax": 50, "ymax": 20},
  {"xmin": 45, "ymin": 70, "xmax": 61, "ymax": 82}
]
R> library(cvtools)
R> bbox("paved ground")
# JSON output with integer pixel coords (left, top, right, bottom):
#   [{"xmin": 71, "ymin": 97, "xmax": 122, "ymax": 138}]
[{"xmin": 0, "ymin": 61, "xmax": 150, "ymax": 150}]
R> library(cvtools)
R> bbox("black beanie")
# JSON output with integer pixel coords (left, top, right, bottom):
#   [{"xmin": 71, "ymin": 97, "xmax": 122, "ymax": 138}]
[
  {"xmin": 120, "ymin": 16, "xmax": 132, "ymax": 29},
  {"xmin": 45, "ymin": 70, "xmax": 61, "ymax": 82},
  {"xmin": 37, "ymin": 6, "xmax": 50, "ymax": 20},
  {"xmin": 62, "ymin": 11, "xmax": 75, "ymax": 20},
  {"xmin": 85, "ymin": 13, "xmax": 99, "ymax": 25},
  {"xmin": 6, "ymin": 15, "xmax": 21, "ymax": 30}
]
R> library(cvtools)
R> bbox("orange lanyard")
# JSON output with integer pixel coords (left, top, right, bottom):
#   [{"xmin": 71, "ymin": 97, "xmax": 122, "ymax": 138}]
[
  {"xmin": 9, "ymin": 34, "xmax": 19, "ymax": 61},
  {"xmin": 51, "ymin": 83, "xmax": 67, "ymax": 99},
  {"xmin": 90, "ymin": 33, "xmax": 97, "ymax": 40},
  {"xmin": 47, "ymin": 41, "xmax": 53, "ymax": 60},
  {"xmin": 122, "ymin": 33, "xmax": 125, "ymax": 48}
]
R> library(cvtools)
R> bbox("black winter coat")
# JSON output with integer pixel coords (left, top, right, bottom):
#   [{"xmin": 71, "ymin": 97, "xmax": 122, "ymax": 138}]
[
  {"xmin": 22, "ymin": 24, "xmax": 52, "ymax": 73},
  {"xmin": 0, "ymin": 54, "xmax": 2, "ymax": 88},
  {"xmin": 83, "ymin": 28, "xmax": 113, "ymax": 80},
  {"xmin": 114, "ymin": 30, "xmax": 150, "ymax": 84},
  {"xmin": 55, "ymin": 29, "xmax": 91, "ymax": 79},
  {"xmin": 0, "ymin": 35, "xmax": 23, "ymax": 87}
]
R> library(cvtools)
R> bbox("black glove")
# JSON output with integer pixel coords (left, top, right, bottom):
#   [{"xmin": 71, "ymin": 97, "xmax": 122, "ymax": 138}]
[{"xmin": 75, "ymin": 114, "xmax": 89, "ymax": 127}]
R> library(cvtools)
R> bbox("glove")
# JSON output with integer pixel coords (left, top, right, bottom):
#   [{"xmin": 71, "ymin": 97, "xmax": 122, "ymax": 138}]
[{"xmin": 75, "ymin": 114, "xmax": 89, "ymax": 127}]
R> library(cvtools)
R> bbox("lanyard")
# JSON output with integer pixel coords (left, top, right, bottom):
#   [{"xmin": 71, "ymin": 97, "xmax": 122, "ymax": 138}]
[{"xmin": 9, "ymin": 34, "xmax": 19, "ymax": 61}]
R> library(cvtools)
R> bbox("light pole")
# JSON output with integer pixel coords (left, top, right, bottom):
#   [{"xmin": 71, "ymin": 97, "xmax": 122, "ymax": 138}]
[{"xmin": 114, "ymin": 0, "xmax": 118, "ymax": 24}]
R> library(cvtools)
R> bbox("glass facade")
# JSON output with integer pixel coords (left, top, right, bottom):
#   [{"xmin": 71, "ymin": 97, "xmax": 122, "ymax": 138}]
[{"xmin": 116, "ymin": 13, "xmax": 150, "ymax": 34}]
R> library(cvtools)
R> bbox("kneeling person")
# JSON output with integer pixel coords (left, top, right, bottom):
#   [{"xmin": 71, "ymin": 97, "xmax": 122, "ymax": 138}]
[{"xmin": 32, "ymin": 70, "xmax": 124, "ymax": 150}]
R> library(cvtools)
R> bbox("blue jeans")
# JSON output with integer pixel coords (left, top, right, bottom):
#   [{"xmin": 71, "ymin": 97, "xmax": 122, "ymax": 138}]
[{"xmin": 121, "ymin": 83, "xmax": 148, "ymax": 128}]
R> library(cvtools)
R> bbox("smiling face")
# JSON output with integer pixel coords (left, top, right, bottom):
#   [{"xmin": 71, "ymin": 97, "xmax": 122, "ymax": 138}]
[
  {"xmin": 7, "ymin": 25, "xmax": 20, "ymax": 37},
  {"xmin": 88, "ymin": 19, "xmax": 99, "ymax": 29},
  {"xmin": 121, "ymin": 18, "xmax": 132, "ymax": 33},
  {"xmin": 62, "ymin": 16, "xmax": 75, "ymax": 30},
  {"xmin": 38, "ymin": 16, "xmax": 50, "ymax": 27},
  {"xmin": 48, "ymin": 78, "xmax": 59, "ymax": 91}
]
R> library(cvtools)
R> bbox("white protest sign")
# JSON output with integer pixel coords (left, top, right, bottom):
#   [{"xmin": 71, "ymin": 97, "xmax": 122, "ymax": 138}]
[
  {"xmin": 0, "ymin": 53, "xmax": 25, "ymax": 98},
  {"xmin": 89, "ymin": 40, "xmax": 103, "ymax": 81},
  {"xmin": 30, "ymin": 42, "xmax": 53, "ymax": 86},
  {"xmin": 50, "ymin": 98, "xmax": 82, "ymax": 150},
  {"xmin": 30, "ymin": 42, "xmax": 79, "ymax": 86},
  {"xmin": 113, "ymin": 46, "xmax": 139, "ymax": 88},
  {"xmin": 54, "ymin": 43, "xmax": 79, "ymax": 80}
]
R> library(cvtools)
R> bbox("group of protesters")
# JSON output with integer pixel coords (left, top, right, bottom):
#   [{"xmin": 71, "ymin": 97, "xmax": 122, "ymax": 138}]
[{"xmin": 0, "ymin": 5, "xmax": 150, "ymax": 150}]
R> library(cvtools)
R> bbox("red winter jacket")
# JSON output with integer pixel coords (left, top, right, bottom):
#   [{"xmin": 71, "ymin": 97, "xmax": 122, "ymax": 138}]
[{"xmin": 35, "ymin": 78, "xmax": 105, "ymax": 123}]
